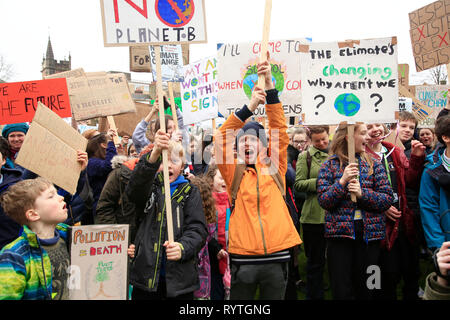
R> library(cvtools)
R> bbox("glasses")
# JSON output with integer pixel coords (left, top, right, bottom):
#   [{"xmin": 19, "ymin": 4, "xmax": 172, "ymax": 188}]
[{"xmin": 293, "ymin": 140, "xmax": 308, "ymax": 145}]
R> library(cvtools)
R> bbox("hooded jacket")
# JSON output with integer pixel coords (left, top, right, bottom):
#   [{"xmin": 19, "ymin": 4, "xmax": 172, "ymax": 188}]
[
  {"xmin": 419, "ymin": 145, "xmax": 450, "ymax": 250},
  {"xmin": 366, "ymin": 141, "xmax": 424, "ymax": 250},
  {"xmin": 0, "ymin": 224, "xmax": 69, "ymax": 300},
  {"xmin": 96, "ymin": 156, "xmax": 140, "ymax": 241},
  {"xmin": 214, "ymin": 89, "xmax": 301, "ymax": 257},
  {"xmin": 294, "ymin": 145, "xmax": 329, "ymax": 224},
  {"xmin": 0, "ymin": 167, "xmax": 24, "ymax": 249},
  {"xmin": 126, "ymin": 154, "xmax": 207, "ymax": 297}
]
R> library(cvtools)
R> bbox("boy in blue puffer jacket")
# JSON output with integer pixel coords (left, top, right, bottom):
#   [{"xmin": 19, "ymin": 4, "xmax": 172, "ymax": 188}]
[{"xmin": 419, "ymin": 116, "xmax": 450, "ymax": 252}]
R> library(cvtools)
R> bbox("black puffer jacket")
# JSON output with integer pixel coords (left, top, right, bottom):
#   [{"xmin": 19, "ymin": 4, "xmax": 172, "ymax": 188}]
[{"xmin": 126, "ymin": 154, "xmax": 207, "ymax": 297}]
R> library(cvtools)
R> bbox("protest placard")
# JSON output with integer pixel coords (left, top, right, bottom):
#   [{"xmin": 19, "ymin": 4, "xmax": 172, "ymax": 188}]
[
  {"xmin": 299, "ymin": 37, "xmax": 398, "ymax": 125},
  {"xmin": 181, "ymin": 56, "xmax": 218, "ymax": 125},
  {"xmin": 67, "ymin": 73, "xmax": 136, "ymax": 121},
  {"xmin": 150, "ymin": 45, "xmax": 184, "ymax": 82},
  {"xmin": 113, "ymin": 102, "xmax": 152, "ymax": 136},
  {"xmin": 130, "ymin": 46, "xmax": 152, "ymax": 72},
  {"xmin": 409, "ymin": 0, "xmax": 450, "ymax": 72},
  {"xmin": 398, "ymin": 64, "xmax": 409, "ymax": 88},
  {"xmin": 43, "ymin": 68, "xmax": 86, "ymax": 80},
  {"xmin": 69, "ymin": 224, "xmax": 129, "ymax": 300},
  {"xmin": 100, "ymin": 0, "xmax": 207, "ymax": 46},
  {"xmin": 15, "ymin": 102, "xmax": 87, "ymax": 194},
  {"xmin": 217, "ymin": 38, "xmax": 310, "ymax": 118},
  {"xmin": 0, "ymin": 78, "xmax": 71, "ymax": 125},
  {"xmin": 399, "ymin": 97, "xmax": 413, "ymax": 112},
  {"xmin": 415, "ymin": 84, "xmax": 449, "ymax": 127}
]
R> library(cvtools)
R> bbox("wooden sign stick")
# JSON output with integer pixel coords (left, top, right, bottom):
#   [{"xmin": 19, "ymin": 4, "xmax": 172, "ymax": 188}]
[
  {"xmin": 347, "ymin": 123, "xmax": 357, "ymax": 203},
  {"xmin": 212, "ymin": 118, "xmax": 216, "ymax": 135},
  {"xmin": 155, "ymin": 46, "xmax": 174, "ymax": 243},
  {"xmin": 257, "ymin": 0, "xmax": 272, "ymax": 90},
  {"xmin": 168, "ymin": 82, "xmax": 179, "ymax": 130},
  {"xmin": 106, "ymin": 115, "xmax": 120, "ymax": 145}
]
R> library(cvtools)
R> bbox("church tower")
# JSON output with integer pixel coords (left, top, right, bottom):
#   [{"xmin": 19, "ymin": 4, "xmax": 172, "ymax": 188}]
[{"xmin": 41, "ymin": 36, "xmax": 71, "ymax": 78}]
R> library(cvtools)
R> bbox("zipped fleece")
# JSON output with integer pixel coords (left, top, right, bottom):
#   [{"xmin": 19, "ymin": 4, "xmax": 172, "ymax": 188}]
[
  {"xmin": 0, "ymin": 224, "xmax": 69, "ymax": 300},
  {"xmin": 214, "ymin": 89, "xmax": 301, "ymax": 256},
  {"xmin": 126, "ymin": 154, "xmax": 207, "ymax": 297}
]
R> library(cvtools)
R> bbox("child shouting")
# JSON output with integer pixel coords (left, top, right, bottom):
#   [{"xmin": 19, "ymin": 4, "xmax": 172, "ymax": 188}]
[{"xmin": 0, "ymin": 178, "xmax": 71, "ymax": 300}]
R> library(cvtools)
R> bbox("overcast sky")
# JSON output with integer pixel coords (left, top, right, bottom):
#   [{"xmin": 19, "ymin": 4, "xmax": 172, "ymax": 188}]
[{"xmin": 0, "ymin": 0, "xmax": 439, "ymax": 84}]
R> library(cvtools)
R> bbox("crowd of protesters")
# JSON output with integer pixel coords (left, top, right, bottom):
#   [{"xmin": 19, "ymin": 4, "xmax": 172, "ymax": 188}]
[{"xmin": 0, "ymin": 58, "xmax": 449, "ymax": 300}]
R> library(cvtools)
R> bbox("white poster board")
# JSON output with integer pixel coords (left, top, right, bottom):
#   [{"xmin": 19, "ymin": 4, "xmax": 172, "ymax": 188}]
[
  {"xmin": 217, "ymin": 39, "xmax": 310, "ymax": 118},
  {"xmin": 181, "ymin": 56, "xmax": 218, "ymax": 125},
  {"xmin": 100, "ymin": 0, "xmax": 207, "ymax": 46},
  {"xmin": 300, "ymin": 37, "xmax": 398, "ymax": 125},
  {"xmin": 69, "ymin": 224, "xmax": 129, "ymax": 300},
  {"xmin": 150, "ymin": 45, "xmax": 184, "ymax": 82},
  {"xmin": 399, "ymin": 97, "xmax": 413, "ymax": 112}
]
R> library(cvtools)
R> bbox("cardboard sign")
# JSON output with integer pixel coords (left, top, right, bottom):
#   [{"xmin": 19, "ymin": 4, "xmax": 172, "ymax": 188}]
[
  {"xmin": 181, "ymin": 56, "xmax": 218, "ymax": 125},
  {"xmin": 44, "ymin": 68, "xmax": 86, "ymax": 80},
  {"xmin": 100, "ymin": 0, "xmax": 207, "ymax": 46},
  {"xmin": 409, "ymin": 0, "xmax": 450, "ymax": 72},
  {"xmin": 69, "ymin": 224, "xmax": 129, "ymax": 300},
  {"xmin": 150, "ymin": 45, "xmax": 184, "ymax": 82},
  {"xmin": 15, "ymin": 102, "xmax": 87, "ymax": 194},
  {"xmin": 217, "ymin": 38, "xmax": 310, "ymax": 118},
  {"xmin": 129, "ymin": 46, "xmax": 152, "ymax": 72},
  {"xmin": 113, "ymin": 102, "xmax": 152, "ymax": 136},
  {"xmin": 415, "ymin": 84, "xmax": 449, "ymax": 127},
  {"xmin": 0, "ymin": 79, "xmax": 71, "ymax": 125},
  {"xmin": 67, "ymin": 73, "xmax": 136, "ymax": 121},
  {"xmin": 299, "ymin": 37, "xmax": 398, "ymax": 125},
  {"xmin": 398, "ymin": 64, "xmax": 409, "ymax": 88}
]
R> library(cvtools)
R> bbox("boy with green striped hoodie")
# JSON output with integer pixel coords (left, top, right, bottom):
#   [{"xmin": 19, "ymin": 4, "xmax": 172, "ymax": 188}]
[{"xmin": 0, "ymin": 178, "xmax": 71, "ymax": 300}]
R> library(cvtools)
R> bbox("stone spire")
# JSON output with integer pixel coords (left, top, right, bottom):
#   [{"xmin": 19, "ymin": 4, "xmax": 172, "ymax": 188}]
[
  {"xmin": 41, "ymin": 36, "xmax": 71, "ymax": 78},
  {"xmin": 45, "ymin": 36, "xmax": 54, "ymax": 61}
]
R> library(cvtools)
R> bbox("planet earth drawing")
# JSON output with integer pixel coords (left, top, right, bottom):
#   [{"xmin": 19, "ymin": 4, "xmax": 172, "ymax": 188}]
[{"xmin": 334, "ymin": 93, "xmax": 361, "ymax": 117}]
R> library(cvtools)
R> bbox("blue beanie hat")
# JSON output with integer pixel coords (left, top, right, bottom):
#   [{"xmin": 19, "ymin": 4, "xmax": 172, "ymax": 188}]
[
  {"xmin": 2, "ymin": 123, "xmax": 29, "ymax": 139},
  {"xmin": 236, "ymin": 121, "xmax": 268, "ymax": 148}
]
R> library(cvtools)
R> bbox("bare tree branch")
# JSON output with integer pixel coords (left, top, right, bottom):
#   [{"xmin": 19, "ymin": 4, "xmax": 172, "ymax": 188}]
[
  {"xmin": 0, "ymin": 56, "xmax": 14, "ymax": 81},
  {"xmin": 428, "ymin": 65, "xmax": 448, "ymax": 85}
]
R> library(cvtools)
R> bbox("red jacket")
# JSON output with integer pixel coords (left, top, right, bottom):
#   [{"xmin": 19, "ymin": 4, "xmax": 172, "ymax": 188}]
[
  {"xmin": 213, "ymin": 191, "xmax": 229, "ymax": 274},
  {"xmin": 367, "ymin": 141, "xmax": 424, "ymax": 250}
]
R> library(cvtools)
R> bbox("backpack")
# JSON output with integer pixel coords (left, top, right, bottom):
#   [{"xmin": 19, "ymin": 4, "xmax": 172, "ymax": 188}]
[{"xmin": 229, "ymin": 163, "xmax": 298, "ymax": 222}]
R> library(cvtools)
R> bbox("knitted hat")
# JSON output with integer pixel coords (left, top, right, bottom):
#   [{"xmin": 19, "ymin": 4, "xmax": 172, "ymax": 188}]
[
  {"xmin": 2, "ymin": 123, "xmax": 29, "ymax": 139},
  {"xmin": 236, "ymin": 121, "xmax": 268, "ymax": 148}
]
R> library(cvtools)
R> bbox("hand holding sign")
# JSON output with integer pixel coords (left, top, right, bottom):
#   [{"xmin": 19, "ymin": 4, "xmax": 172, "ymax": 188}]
[
  {"xmin": 248, "ymin": 54, "xmax": 272, "ymax": 112},
  {"xmin": 77, "ymin": 150, "xmax": 88, "ymax": 171},
  {"xmin": 260, "ymin": 51, "xmax": 274, "ymax": 90},
  {"xmin": 339, "ymin": 163, "xmax": 359, "ymax": 187}
]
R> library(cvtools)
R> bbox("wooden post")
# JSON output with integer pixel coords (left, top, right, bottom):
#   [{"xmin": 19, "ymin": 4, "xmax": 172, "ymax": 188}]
[
  {"xmin": 155, "ymin": 46, "xmax": 174, "ymax": 243},
  {"xmin": 106, "ymin": 116, "xmax": 120, "ymax": 145},
  {"xmin": 168, "ymin": 82, "xmax": 179, "ymax": 130},
  {"xmin": 98, "ymin": 117, "xmax": 108, "ymax": 133},
  {"xmin": 347, "ymin": 123, "xmax": 357, "ymax": 203},
  {"xmin": 212, "ymin": 118, "xmax": 216, "ymax": 135},
  {"xmin": 257, "ymin": 0, "xmax": 272, "ymax": 90},
  {"xmin": 71, "ymin": 117, "xmax": 79, "ymax": 132}
]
